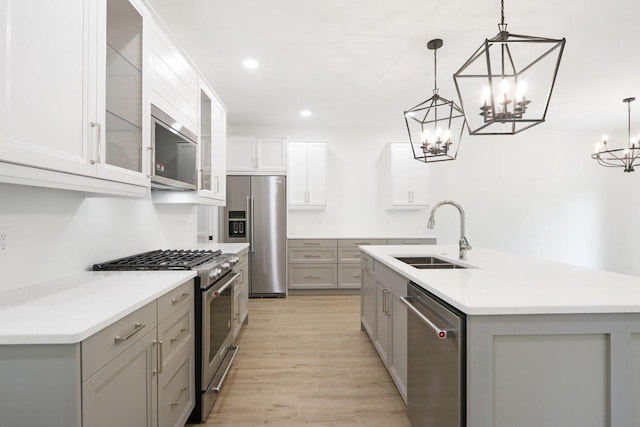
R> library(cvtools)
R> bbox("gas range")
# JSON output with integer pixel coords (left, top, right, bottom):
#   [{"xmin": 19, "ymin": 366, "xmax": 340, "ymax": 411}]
[{"xmin": 92, "ymin": 249, "xmax": 239, "ymax": 288}]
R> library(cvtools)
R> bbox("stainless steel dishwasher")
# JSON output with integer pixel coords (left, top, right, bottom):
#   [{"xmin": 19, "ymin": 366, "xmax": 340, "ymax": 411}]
[{"xmin": 401, "ymin": 282, "xmax": 466, "ymax": 427}]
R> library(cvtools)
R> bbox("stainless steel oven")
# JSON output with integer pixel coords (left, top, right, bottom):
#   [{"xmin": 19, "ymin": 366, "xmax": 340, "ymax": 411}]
[{"xmin": 201, "ymin": 271, "xmax": 240, "ymax": 414}]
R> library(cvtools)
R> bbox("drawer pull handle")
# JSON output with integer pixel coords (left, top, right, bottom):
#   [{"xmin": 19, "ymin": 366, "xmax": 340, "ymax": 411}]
[
  {"xmin": 353, "ymin": 274, "xmax": 361, "ymax": 278},
  {"xmin": 170, "ymin": 387, "xmax": 187, "ymax": 407},
  {"xmin": 354, "ymin": 254, "xmax": 361, "ymax": 258},
  {"xmin": 303, "ymin": 254, "xmax": 322, "ymax": 258},
  {"xmin": 303, "ymin": 275, "xmax": 322, "ymax": 279},
  {"xmin": 170, "ymin": 328, "xmax": 188, "ymax": 343},
  {"xmin": 114, "ymin": 323, "xmax": 145, "ymax": 343},
  {"xmin": 303, "ymin": 242, "xmax": 321, "ymax": 245},
  {"xmin": 171, "ymin": 292, "xmax": 190, "ymax": 304}
]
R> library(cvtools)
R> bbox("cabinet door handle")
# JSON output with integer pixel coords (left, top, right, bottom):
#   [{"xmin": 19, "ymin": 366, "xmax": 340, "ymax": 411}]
[
  {"xmin": 352, "ymin": 274, "xmax": 361, "ymax": 278},
  {"xmin": 304, "ymin": 275, "xmax": 322, "ymax": 279},
  {"xmin": 199, "ymin": 169, "xmax": 204, "ymax": 190},
  {"xmin": 153, "ymin": 340, "xmax": 163, "ymax": 375},
  {"xmin": 303, "ymin": 254, "xmax": 322, "ymax": 258},
  {"xmin": 215, "ymin": 175, "xmax": 219, "ymax": 193},
  {"xmin": 170, "ymin": 327, "xmax": 188, "ymax": 343},
  {"xmin": 90, "ymin": 122, "xmax": 101, "ymax": 164},
  {"xmin": 171, "ymin": 292, "xmax": 190, "ymax": 304},
  {"xmin": 170, "ymin": 387, "xmax": 187, "ymax": 407},
  {"xmin": 114, "ymin": 322, "xmax": 145, "ymax": 343}
]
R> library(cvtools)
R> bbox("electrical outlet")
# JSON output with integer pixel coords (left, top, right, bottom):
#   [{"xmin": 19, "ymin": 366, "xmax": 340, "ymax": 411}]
[{"xmin": 0, "ymin": 228, "xmax": 8, "ymax": 256}]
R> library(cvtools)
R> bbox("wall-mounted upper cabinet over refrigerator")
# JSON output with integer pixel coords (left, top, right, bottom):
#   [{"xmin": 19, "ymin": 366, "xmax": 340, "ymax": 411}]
[
  {"xmin": 221, "ymin": 176, "xmax": 287, "ymax": 297},
  {"xmin": 0, "ymin": 0, "xmax": 149, "ymax": 196},
  {"xmin": 287, "ymin": 141, "xmax": 327, "ymax": 209},
  {"xmin": 227, "ymin": 137, "xmax": 287, "ymax": 174}
]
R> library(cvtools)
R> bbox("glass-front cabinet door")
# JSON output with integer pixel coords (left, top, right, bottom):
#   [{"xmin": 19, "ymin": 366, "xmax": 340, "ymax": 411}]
[
  {"xmin": 200, "ymin": 89, "xmax": 213, "ymax": 192},
  {"xmin": 105, "ymin": 0, "xmax": 143, "ymax": 173}
]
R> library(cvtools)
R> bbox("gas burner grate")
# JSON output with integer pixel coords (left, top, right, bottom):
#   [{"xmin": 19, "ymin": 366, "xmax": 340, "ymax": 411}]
[{"xmin": 93, "ymin": 249, "xmax": 223, "ymax": 271}]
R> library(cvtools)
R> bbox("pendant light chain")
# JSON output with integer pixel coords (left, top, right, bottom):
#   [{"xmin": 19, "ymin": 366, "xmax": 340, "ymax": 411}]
[
  {"xmin": 433, "ymin": 45, "xmax": 438, "ymax": 94},
  {"xmin": 500, "ymin": 0, "xmax": 505, "ymax": 25}
]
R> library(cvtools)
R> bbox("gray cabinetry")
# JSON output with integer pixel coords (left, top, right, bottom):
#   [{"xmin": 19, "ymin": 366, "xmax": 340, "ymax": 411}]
[
  {"xmin": 82, "ymin": 326, "xmax": 158, "ymax": 427},
  {"xmin": 360, "ymin": 251, "xmax": 409, "ymax": 403},
  {"xmin": 288, "ymin": 239, "xmax": 338, "ymax": 289},
  {"xmin": 290, "ymin": 238, "xmax": 431, "ymax": 291},
  {"xmin": 0, "ymin": 278, "xmax": 196, "ymax": 427},
  {"xmin": 338, "ymin": 239, "xmax": 385, "ymax": 289},
  {"xmin": 82, "ymin": 279, "xmax": 195, "ymax": 427},
  {"xmin": 233, "ymin": 247, "xmax": 249, "ymax": 340}
]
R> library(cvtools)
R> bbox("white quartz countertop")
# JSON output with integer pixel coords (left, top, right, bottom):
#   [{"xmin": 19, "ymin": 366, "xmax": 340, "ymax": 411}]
[
  {"xmin": 0, "ymin": 271, "xmax": 196, "ymax": 345},
  {"xmin": 362, "ymin": 245, "xmax": 640, "ymax": 315}
]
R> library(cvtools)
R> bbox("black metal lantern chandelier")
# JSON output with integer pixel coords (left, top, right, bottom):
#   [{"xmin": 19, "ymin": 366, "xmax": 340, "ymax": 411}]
[
  {"xmin": 592, "ymin": 97, "xmax": 640, "ymax": 173},
  {"xmin": 453, "ymin": 0, "xmax": 566, "ymax": 135},
  {"xmin": 404, "ymin": 39, "xmax": 466, "ymax": 163}
]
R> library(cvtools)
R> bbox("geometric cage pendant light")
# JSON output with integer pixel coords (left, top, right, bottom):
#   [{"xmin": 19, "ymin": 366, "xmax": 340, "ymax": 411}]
[
  {"xmin": 404, "ymin": 38, "xmax": 466, "ymax": 163},
  {"xmin": 592, "ymin": 97, "xmax": 640, "ymax": 173},
  {"xmin": 453, "ymin": 0, "xmax": 566, "ymax": 135}
]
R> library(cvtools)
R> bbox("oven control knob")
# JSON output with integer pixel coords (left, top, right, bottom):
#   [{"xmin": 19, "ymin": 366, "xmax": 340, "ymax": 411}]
[
  {"xmin": 228, "ymin": 256, "xmax": 239, "ymax": 265},
  {"xmin": 221, "ymin": 262, "xmax": 231, "ymax": 269},
  {"xmin": 209, "ymin": 268, "xmax": 222, "ymax": 279}
]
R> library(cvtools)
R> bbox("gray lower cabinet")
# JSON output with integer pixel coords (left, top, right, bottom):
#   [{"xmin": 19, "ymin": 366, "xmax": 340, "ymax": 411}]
[
  {"xmin": 288, "ymin": 239, "xmax": 338, "ymax": 289},
  {"xmin": 290, "ymin": 238, "xmax": 425, "ymax": 290},
  {"xmin": 360, "ymin": 251, "xmax": 408, "ymax": 403},
  {"xmin": 233, "ymin": 247, "xmax": 249, "ymax": 340},
  {"xmin": 82, "ymin": 327, "xmax": 158, "ymax": 427},
  {"xmin": 0, "ymin": 278, "xmax": 195, "ymax": 427},
  {"xmin": 83, "ymin": 279, "xmax": 195, "ymax": 427}
]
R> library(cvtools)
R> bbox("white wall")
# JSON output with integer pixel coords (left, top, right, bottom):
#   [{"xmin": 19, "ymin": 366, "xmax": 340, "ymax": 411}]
[
  {"xmin": 0, "ymin": 183, "xmax": 197, "ymax": 291},
  {"xmin": 231, "ymin": 124, "xmax": 632, "ymax": 275}
]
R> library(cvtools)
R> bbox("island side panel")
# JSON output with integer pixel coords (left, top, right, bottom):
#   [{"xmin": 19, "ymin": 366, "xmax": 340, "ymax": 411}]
[
  {"xmin": 0, "ymin": 344, "xmax": 82, "ymax": 427},
  {"xmin": 467, "ymin": 313, "xmax": 639, "ymax": 427},
  {"xmin": 633, "ymin": 334, "xmax": 640, "ymax": 427}
]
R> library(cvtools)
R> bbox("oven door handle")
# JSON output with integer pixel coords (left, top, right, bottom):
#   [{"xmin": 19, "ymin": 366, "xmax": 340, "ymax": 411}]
[
  {"xmin": 208, "ymin": 345, "xmax": 240, "ymax": 394},
  {"xmin": 209, "ymin": 273, "xmax": 240, "ymax": 298}
]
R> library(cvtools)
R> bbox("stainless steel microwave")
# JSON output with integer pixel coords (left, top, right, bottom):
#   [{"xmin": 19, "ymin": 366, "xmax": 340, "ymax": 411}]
[{"xmin": 150, "ymin": 105, "xmax": 198, "ymax": 190}]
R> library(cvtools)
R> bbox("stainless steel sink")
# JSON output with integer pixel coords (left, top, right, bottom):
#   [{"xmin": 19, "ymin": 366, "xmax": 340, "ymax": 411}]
[{"xmin": 394, "ymin": 256, "xmax": 468, "ymax": 269}]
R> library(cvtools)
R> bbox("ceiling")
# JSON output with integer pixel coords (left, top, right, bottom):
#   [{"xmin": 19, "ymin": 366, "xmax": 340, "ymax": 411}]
[{"xmin": 146, "ymin": 0, "xmax": 640, "ymax": 135}]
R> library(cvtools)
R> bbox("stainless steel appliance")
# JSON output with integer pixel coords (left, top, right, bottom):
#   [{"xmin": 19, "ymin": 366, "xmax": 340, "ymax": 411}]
[
  {"xmin": 221, "ymin": 175, "xmax": 287, "ymax": 297},
  {"xmin": 150, "ymin": 105, "xmax": 198, "ymax": 190},
  {"xmin": 401, "ymin": 282, "xmax": 466, "ymax": 427},
  {"xmin": 92, "ymin": 249, "xmax": 240, "ymax": 424}
]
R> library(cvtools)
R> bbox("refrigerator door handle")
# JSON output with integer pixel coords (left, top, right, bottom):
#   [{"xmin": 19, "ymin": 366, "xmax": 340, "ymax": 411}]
[{"xmin": 250, "ymin": 196, "xmax": 255, "ymax": 253}]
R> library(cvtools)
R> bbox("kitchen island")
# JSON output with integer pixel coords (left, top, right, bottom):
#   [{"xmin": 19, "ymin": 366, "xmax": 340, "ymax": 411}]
[{"xmin": 361, "ymin": 244, "xmax": 640, "ymax": 427}]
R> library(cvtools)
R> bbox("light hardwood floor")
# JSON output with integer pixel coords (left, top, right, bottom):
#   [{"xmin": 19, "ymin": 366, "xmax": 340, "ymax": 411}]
[{"xmin": 192, "ymin": 295, "xmax": 410, "ymax": 426}]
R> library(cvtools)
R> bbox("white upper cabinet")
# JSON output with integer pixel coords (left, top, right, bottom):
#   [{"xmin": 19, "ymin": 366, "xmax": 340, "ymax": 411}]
[
  {"xmin": 287, "ymin": 141, "xmax": 327, "ymax": 209},
  {"xmin": 0, "ymin": 0, "xmax": 149, "ymax": 196},
  {"xmin": 227, "ymin": 136, "xmax": 287, "ymax": 174},
  {"xmin": 199, "ymin": 83, "xmax": 227, "ymax": 203},
  {"xmin": 387, "ymin": 142, "xmax": 428, "ymax": 209},
  {"xmin": 147, "ymin": 19, "xmax": 198, "ymax": 136}
]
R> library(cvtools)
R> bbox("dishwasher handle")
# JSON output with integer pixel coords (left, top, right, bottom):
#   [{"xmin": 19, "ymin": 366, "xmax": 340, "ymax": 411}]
[{"xmin": 400, "ymin": 296, "xmax": 456, "ymax": 339}]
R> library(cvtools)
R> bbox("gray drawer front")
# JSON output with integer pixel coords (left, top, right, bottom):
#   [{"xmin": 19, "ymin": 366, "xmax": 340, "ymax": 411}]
[
  {"xmin": 288, "ymin": 239, "xmax": 337, "ymax": 248},
  {"xmin": 386, "ymin": 238, "xmax": 437, "ymax": 245},
  {"xmin": 338, "ymin": 265, "xmax": 362, "ymax": 289},
  {"xmin": 289, "ymin": 247, "xmax": 337, "ymax": 263},
  {"xmin": 288, "ymin": 264, "xmax": 337, "ymax": 289},
  {"xmin": 82, "ymin": 301, "xmax": 157, "ymax": 381},
  {"xmin": 338, "ymin": 238, "xmax": 386, "ymax": 247},
  {"xmin": 158, "ymin": 302, "xmax": 193, "ymax": 368},
  {"xmin": 339, "ymin": 248, "xmax": 363, "ymax": 263},
  {"xmin": 158, "ymin": 279, "xmax": 194, "ymax": 323}
]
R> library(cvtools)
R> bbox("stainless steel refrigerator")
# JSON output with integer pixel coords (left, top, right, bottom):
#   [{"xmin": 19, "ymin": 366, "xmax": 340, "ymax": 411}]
[{"xmin": 221, "ymin": 175, "xmax": 287, "ymax": 297}]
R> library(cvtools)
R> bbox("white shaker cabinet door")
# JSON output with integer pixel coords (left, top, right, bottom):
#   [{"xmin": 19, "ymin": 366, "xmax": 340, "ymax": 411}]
[
  {"xmin": 255, "ymin": 137, "xmax": 287, "ymax": 171},
  {"xmin": 388, "ymin": 142, "xmax": 428, "ymax": 208},
  {"xmin": 0, "ymin": 0, "xmax": 94, "ymax": 177},
  {"xmin": 286, "ymin": 142, "xmax": 308, "ymax": 205},
  {"xmin": 227, "ymin": 136, "xmax": 256, "ymax": 171},
  {"xmin": 306, "ymin": 142, "xmax": 327, "ymax": 206}
]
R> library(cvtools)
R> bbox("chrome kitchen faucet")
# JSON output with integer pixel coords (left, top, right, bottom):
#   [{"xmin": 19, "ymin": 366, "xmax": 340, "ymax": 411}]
[{"xmin": 427, "ymin": 200, "xmax": 471, "ymax": 260}]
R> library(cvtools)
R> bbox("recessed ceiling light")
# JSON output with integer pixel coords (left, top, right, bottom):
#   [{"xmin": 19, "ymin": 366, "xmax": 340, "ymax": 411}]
[
  {"xmin": 300, "ymin": 110, "xmax": 312, "ymax": 117},
  {"xmin": 242, "ymin": 59, "xmax": 259, "ymax": 69}
]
